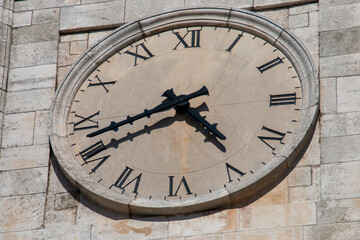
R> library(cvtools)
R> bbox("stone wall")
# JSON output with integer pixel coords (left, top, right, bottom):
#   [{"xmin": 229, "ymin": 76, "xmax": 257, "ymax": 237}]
[{"xmin": 0, "ymin": 0, "xmax": 359, "ymax": 239}]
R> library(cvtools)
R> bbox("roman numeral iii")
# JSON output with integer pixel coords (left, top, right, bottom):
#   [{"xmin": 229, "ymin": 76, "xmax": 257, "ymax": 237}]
[{"xmin": 270, "ymin": 93, "xmax": 297, "ymax": 107}]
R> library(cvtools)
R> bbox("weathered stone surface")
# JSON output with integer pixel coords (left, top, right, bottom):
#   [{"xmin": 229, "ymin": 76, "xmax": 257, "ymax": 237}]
[
  {"xmin": 337, "ymin": 76, "xmax": 360, "ymax": 113},
  {"xmin": 321, "ymin": 112, "xmax": 360, "ymax": 138},
  {"xmin": 13, "ymin": 11, "xmax": 32, "ymax": 27},
  {"xmin": 321, "ymin": 161, "xmax": 360, "ymax": 200},
  {"xmin": 318, "ymin": 198, "xmax": 360, "ymax": 224},
  {"xmin": 1, "ymin": 112, "xmax": 35, "ymax": 148},
  {"xmin": 60, "ymin": 1, "xmax": 124, "ymax": 32},
  {"xmin": 14, "ymin": 0, "xmax": 80, "ymax": 11},
  {"xmin": 57, "ymin": 66, "xmax": 71, "ymax": 87},
  {"xmin": 10, "ymin": 41, "xmax": 58, "ymax": 68},
  {"xmin": 239, "ymin": 202, "xmax": 316, "ymax": 230},
  {"xmin": 60, "ymin": 32, "xmax": 88, "ymax": 42},
  {"xmin": 222, "ymin": 227, "xmax": 302, "ymax": 240},
  {"xmin": 58, "ymin": 42, "xmax": 81, "ymax": 67},
  {"xmin": 0, "ymin": 167, "xmax": 48, "ymax": 197},
  {"xmin": 0, "ymin": 7, "xmax": 12, "ymax": 25},
  {"xmin": 254, "ymin": 0, "xmax": 316, "ymax": 10},
  {"xmin": 32, "ymin": 8, "xmax": 60, "ymax": 24},
  {"xmin": 320, "ymin": 52, "xmax": 360, "ymax": 78},
  {"xmin": 70, "ymin": 40, "xmax": 87, "ymax": 55},
  {"xmin": 288, "ymin": 166, "xmax": 312, "ymax": 187},
  {"xmin": 44, "ymin": 194, "xmax": 77, "ymax": 229},
  {"xmin": 187, "ymin": 234, "xmax": 221, "ymax": 240},
  {"xmin": 289, "ymin": 13, "xmax": 308, "ymax": 28},
  {"xmin": 48, "ymin": 158, "xmax": 77, "ymax": 195},
  {"xmin": 125, "ymin": 0, "xmax": 183, "ymax": 22},
  {"xmin": 34, "ymin": 111, "xmax": 51, "ymax": 144},
  {"xmin": 12, "ymin": 23, "xmax": 59, "ymax": 44},
  {"xmin": 88, "ymin": 30, "xmax": 112, "ymax": 47},
  {"xmin": 54, "ymin": 192, "xmax": 78, "ymax": 210},
  {"xmin": 297, "ymin": 121, "xmax": 320, "ymax": 167},
  {"xmin": 320, "ymin": 3, "xmax": 360, "ymax": 31},
  {"xmin": 320, "ymin": 78, "xmax": 336, "ymax": 114},
  {"xmin": 289, "ymin": 2, "xmax": 318, "ymax": 14},
  {"xmin": 8, "ymin": 64, "xmax": 56, "ymax": 92},
  {"xmin": 304, "ymin": 222, "xmax": 360, "ymax": 240},
  {"xmin": 259, "ymin": 8, "xmax": 289, "ymax": 28},
  {"xmin": 321, "ymin": 135, "xmax": 360, "ymax": 164},
  {"xmin": 0, "ymin": 227, "xmax": 89, "ymax": 240},
  {"xmin": 0, "ymin": 144, "xmax": 49, "ymax": 171},
  {"xmin": 185, "ymin": 0, "xmax": 252, "ymax": 9},
  {"xmin": 168, "ymin": 209, "xmax": 239, "ymax": 237},
  {"xmin": 0, "ymin": 194, "xmax": 45, "ymax": 233},
  {"xmin": 5, "ymin": 88, "xmax": 54, "ymax": 113},
  {"xmin": 289, "ymin": 166, "xmax": 320, "ymax": 203}
]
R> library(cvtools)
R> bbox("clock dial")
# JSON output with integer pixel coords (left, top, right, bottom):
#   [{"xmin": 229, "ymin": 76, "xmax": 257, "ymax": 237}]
[{"xmin": 67, "ymin": 27, "xmax": 302, "ymax": 201}]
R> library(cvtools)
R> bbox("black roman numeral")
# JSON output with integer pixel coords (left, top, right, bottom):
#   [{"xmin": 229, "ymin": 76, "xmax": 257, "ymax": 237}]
[
  {"xmin": 88, "ymin": 75, "xmax": 116, "ymax": 93},
  {"xmin": 82, "ymin": 155, "xmax": 110, "ymax": 174},
  {"xmin": 225, "ymin": 163, "xmax": 246, "ymax": 183},
  {"xmin": 124, "ymin": 43, "xmax": 154, "ymax": 66},
  {"xmin": 270, "ymin": 93, "xmax": 297, "ymax": 107},
  {"xmin": 168, "ymin": 176, "xmax": 193, "ymax": 197},
  {"xmin": 73, "ymin": 111, "xmax": 100, "ymax": 132},
  {"xmin": 110, "ymin": 166, "xmax": 142, "ymax": 194},
  {"xmin": 258, "ymin": 126, "xmax": 286, "ymax": 151},
  {"xmin": 226, "ymin": 33, "xmax": 243, "ymax": 52},
  {"xmin": 257, "ymin": 57, "xmax": 284, "ymax": 73},
  {"xmin": 173, "ymin": 29, "xmax": 201, "ymax": 50},
  {"xmin": 79, "ymin": 140, "xmax": 106, "ymax": 161}
]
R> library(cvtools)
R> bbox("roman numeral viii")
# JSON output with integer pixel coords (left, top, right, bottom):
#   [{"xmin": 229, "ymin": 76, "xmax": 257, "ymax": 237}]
[{"xmin": 258, "ymin": 126, "xmax": 286, "ymax": 151}]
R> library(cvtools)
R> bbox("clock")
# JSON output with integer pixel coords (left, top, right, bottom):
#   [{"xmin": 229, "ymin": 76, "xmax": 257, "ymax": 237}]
[{"xmin": 50, "ymin": 8, "xmax": 318, "ymax": 215}]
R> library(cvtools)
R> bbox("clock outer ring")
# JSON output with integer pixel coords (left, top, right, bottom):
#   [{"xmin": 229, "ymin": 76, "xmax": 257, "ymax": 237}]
[{"xmin": 50, "ymin": 7, "xmax": 319, "ymax": 215}]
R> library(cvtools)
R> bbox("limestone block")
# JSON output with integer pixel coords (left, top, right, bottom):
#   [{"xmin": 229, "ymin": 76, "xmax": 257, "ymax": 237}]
[
  {"xmin": 320, "ymin": 52, "xmax": 360, "ymax": 78},
  {"xmin": 0, "ymin": 227, "xmax": 88, "ymax": 240},
  {"xmin": 0, "ymin": 167, "xmax": 48, "ymax": 197},
  {"xmin": 88, "ymin": 30, "xmax": 112, "ymax": 47},
  {"xmin": 320, "ymin": 3, "xmax": 360, "ymax": 31},
  {"xmin": 321, "ymin": 161, "xmax": 360, "ymax": 200},
  {"xmin": 12, "ymin": 23, "xmax": 59, "ymax": 44},
  {"xmin": 5, "ymin": 88, "xmax": 54, "ymax": 114},
  {"xmin": 60, "ymin": 32, "xmax": 88, "ymax": 42},
  {"xmin": 44, "ymin": 194, "xmax": 77, "ymax": 229},
  {"xmin": 70, "ymin": 40, "xmax": 87, "ymax": 55},
  {"xmin": 32, "ymin": 8, "xmax": 60, "ymax": 25},
  {"xmin": 125, "ymin": 0, "xmax": 183, "ymax": 22},
  {"xmin": 54, "ymin": 192, "xmax": 78, "ymax": 210},
  {"xmin": 259, "ymin": 8, "xmax": 289, "ymax": 28},
  {"xmin": 318, "ymin": 198, "xmax": 360, "ymax": 224},
  {"xmin": 8, "ymin": 64, "xmax": 57, "ymax": 92},
  {"xmin": 297, "ymin": 121, "xmax": 320, "ymax": 166},
  {"xmin": 289, "ymin": 2, "xmax": 318, "ymax": 14},
  {"xmin": 304, "ymin": 222, "xmax": 360, "ymax": 240},
  {"xmin": 320, "ymin": 0, "xmax": 360, "ymax": 7},
  {"xmin": 320, "ymin": 78, "xmax": 336, "ymax": 114},
  {"xmin": 321, "ymin": 112, "xmax": 360, "ymax": 138},
  {"xmin": 0, "ymin": 7, "xmax": 12, "ymax": 25},
  {"xmin": 82, "ymin": 0, "xmax": 111, "ymax": 3},
  {"xmin": 10, "ymin": 41, "xmax": 58, "ymax": 68},
  {"xmin": 14, "ymin": 0, "xmax": 80, "ymax": 11},
  {"xmin": 168, "ymin": 209, "xmax": 239, "ymax": 237},
  {"xmin": 0, "ymin": 193, "xmax": 46, "ymax": 233},
  {"xmin": 48, "ymin": 158, "xmax": 77, "ymax": 195},
  {"xmin": 289, "ymin": 13, "xmax": 309, "ymax": 28},
  {"xmin": 58, "ymin": 42, "xmax": 81, "ymax": 67},
  {"xmin": 1, "ymin": 112, "xmax": 35, "ymax": 148},
  {"xmin": 185, "ymin": 0, "xmax": 252, "ymax": 9},
  {"xmin": 321, "ymin": 135, "xmax": 360, "ymax": 164},
  {"xmin": 0, "ymin": 144, "xmax": 49, "ymax": 171},
  {"xmin": 60, "ymin": 1, "xmax": 124, "ymax": 33},
  {"xmin": 187, "ymin": 234, "xmax": 221, "ymax": 240},
  {"xmin": 0, "ymin": 39, "xmax": 10, "ymax": 67},
  {"xmin": 34, "ymin": 111, "xmax": 51, "ymax": 145},
  {"xmin": 222, "ymin": 227, "xmax": 302, "ymax": 240},
  {"xmin": 57, "ymin": 66, "xmax": 71, "ymax": 87},
  {"xmin": 337, "ymin": 76, "xmax": 360, "ymax": 113},
  {"xmin": 13, "ymin": 11, "xmax": 32, "ymax": 27},
  {"xmin": 288, "ymin": 166, "xmax": 312, "ymax": 187},
  {"xmin": 289, "ymin": 166, "xmax": 320, "ymax": 203},
  {"xmin": 254, "ymin": 0, "xmax": 316, "ymax": 10},
  {"xmin": 239, "ymin": 202, "xmax": 316, "ymax": 230}
]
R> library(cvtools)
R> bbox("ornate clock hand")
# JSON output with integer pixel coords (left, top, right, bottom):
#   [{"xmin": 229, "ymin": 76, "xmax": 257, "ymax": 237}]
[
  {"xmin": 87, "ymin": 86, "xmax": 209, "ymax": 137},
  {"xmin": 163, "ymin": 89, "xmax": 226, "ymax": 140}
]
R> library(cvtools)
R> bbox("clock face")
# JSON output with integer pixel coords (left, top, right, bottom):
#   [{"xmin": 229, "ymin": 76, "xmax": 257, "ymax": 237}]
[{"xmin": 51, "ymin": 8, "xmax": 318, "ymax": 215}]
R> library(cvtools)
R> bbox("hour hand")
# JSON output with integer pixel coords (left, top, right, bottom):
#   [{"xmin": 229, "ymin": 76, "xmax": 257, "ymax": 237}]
[{"xmin": 163, "ymin": 89, "xmax": 226, "ymax": 140}]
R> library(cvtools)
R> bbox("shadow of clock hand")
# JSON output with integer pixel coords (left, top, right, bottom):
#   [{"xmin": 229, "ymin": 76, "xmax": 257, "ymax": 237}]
[{"xmin": 105, "ymin": 103, "xmax": 226, "ymax": 152}]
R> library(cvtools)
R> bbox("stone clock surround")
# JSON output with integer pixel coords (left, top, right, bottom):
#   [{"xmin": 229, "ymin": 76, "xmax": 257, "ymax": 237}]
[{"xmin": 2, "ymin": 0, "xmax": 360, "ymax": 239}]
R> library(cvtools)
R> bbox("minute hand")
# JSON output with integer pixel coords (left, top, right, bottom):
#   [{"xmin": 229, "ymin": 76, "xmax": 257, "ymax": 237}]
[{"xmin": 87, "ymin": 86, "xmax": 209, "ymax": 138}]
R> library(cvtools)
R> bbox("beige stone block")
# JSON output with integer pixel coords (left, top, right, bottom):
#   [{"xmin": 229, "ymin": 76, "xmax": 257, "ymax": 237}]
[
  {"xmin": 288, "ymin": 166, "xmax": 312, "ymax": 187},
  {"xmin": 259, "ymin": 8, "xmax": 289, "ymax": 28},
  {"xmin": 58, "ymin": 42, "xmax": 80, "ymax": 67},
  {"xmin": 297, "ymin": 121, "xmax": 320, "ymax": 166},
  {"xmin": 54, "ymin": 192, "xmax": 78, "ymax": 210},
  {"xmin": 289, "ymin": 13, "xmax": 309, "ymax": 29},
  {"xmin": 125, "ymin": 0, "xmax": 183, "ymax": 22},
  {"xmin": 8, "ymin": 64, "xmax": 57, "ymax": 92},
  {"xmin": 222, "ymin": 227, "xmax": 302, "ymax": 240},
  {"xmin": 88, "ymin": 30, "xmax": 112, "ymax": 47},
  {"xmin": 185, "ymin": 0, "xmax": 252, "ymax": 9},
  {"xmin": 34, "ymin": 111, "xmax": 51, "ymax": 145},
  {"xmin": 0, "ymin": 194, "xmax": 46, "ymax": 233},
  {"xmin": 70, "ymin": 40, "xmax": 87, "ymax": 55},
  {"xmin": 320, "ymin": 0, "xmax": 360, "ymax": 7},
  {"xmin": 12, "ymin": 23, "xmax": 59, "ymax": 45},
  {"xmin": 321, "ymin": 134, "xmax": 360, "ymax": 164},
  {"xmin": 0, "ymin": 144, "xmax": 49, "ymax": 171},
  {"xmin": 60, "ymin": 32, "xmax": 88, "ymax": 42},
  {"xmin": 60, "ymin": 2, "xmax": 124, "ymax": 32},
  {"xmin": 10, "ymin": 41, "xmax": 58, "ymax": 68},
  {"xmin": 320, "ymin": 3, "xmax": 360, "ymax": 31},
  {"xmin": 321, "ymin": 112, "xmax": 360, "ymax": 138},
  {"xmin": 187, "ymin": 234, "xmax": 221, "ymax": 240},
  {"xmin": 289, "ymin": 2, "xmax": 318, "ymax": 14},
  {"xmin": 337, "ymin": 76, "xmax": 360, "ymax": 113},
  {"xmin": 44, "ymin": 194, "xmax": 77, "ymax": 229},
  {"xmin": 13, "ymin": 11, "xmax": 32, "ymax": 27},
  {"xmin": 304, "ymin": 222, "xmax": 360, "ymax": 240},
  {"xmin": 168, "ymin": 209, "xmax": 239, "ymax": 237},
  {"xmin": 254, "ymin": 0, "xmax": 316, "ymax": 10},
  {"xmin": 320, "ymin": 52, "xmax": 360, "ymax": 78},
  {"xmin": 0, "ymin": 7, "xmax": 12, "ymax": 25},
  {"xmin": 57, "ymin": 66, "xmax": 71, "ymax": 88},
  {"xmin": 32, "ymin": 8, "xmax": 60, "ymax": 24},
  {"xmin": 14, "ymin": 0, "xmax": 80, "ymax": 11},
  {"xmin": 5, "ymin": 88, "xmax": 54, "ymax": 114},
  {"xmin": 1, "ymin": 112, "xmax": 35, "ymax": 148},
  {"xmin": 289, "ymin": 166, "xmax": 320, "ymax": 203},
  {"xmin": 318, "ymin": 198, "xmax": 360, "ymax": 224},
  {"xmin": 320, "ymin": 78, "xmax": 336, "ymax": 114},
  {"xmin": 0, "ymin": 167, "xmax": 48, "ymax": 197},
  {"xmin": 239, "ymin": 202, "xmax": 316, "ymax": 230},
  {"xmin": 48, "ymin": 158, "xmax": 77, "ymax": 195},
  {"xmin": 321, "ymin": 161, "xmax": 360, "ymax": 200},
  {"xmin": 0, "ymin": 227, "xmax": 88, "ymax": 240}
]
